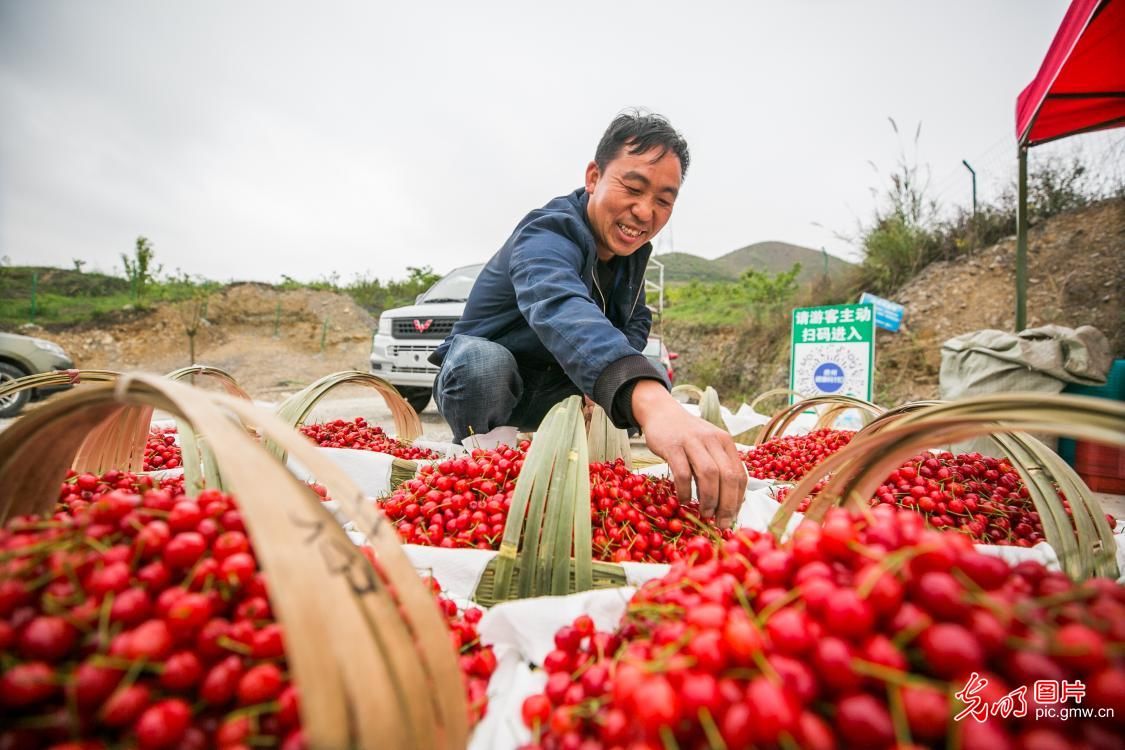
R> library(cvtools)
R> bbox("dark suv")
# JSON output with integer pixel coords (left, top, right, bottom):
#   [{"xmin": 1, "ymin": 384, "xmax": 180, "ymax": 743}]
[{"xmin": 0, "ymin": 331, "xmax": 76, "ymax": 418}]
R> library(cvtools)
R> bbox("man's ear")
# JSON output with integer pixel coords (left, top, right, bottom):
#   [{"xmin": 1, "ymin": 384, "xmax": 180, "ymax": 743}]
[{"xmin": 584, "ymin": 161, "xmax": 601, "ymax": 193}]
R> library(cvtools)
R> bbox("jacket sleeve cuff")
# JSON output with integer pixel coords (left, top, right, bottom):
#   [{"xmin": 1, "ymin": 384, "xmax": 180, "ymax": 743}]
[{"xmin": 592, "ymin": 354, "xmax": 669, "ymax": 430}]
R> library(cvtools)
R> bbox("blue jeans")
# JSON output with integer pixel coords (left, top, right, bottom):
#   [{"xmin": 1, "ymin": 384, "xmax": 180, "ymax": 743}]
[{"xmin": 433, "ymin": 335, "xmax": 581, "ymax": 444}]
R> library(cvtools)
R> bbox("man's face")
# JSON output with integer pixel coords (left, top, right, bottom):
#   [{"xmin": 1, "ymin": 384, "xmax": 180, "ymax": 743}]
[{"xmin": 585, "ymin": 144, "xmax": 681, "ymax": 262}]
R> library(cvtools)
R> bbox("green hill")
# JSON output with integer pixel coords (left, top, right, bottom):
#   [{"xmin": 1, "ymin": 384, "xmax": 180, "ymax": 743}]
[
  {"xmin": 1, "ymin": 266, "xmax": 130, "ymax": 299},
  {"xmin": 0, "ymin": 266, "xmax": 211, "ymax": 330},
  {"xmin": 652, "ymin": 242, "xmax": 852, "ymax": 286},
  {"xmin": 714, "ymin": 241, "xmax": 853, "ymax": 284}
]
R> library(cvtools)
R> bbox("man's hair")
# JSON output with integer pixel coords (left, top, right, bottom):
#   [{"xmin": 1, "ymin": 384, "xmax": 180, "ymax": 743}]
[{"xmin": 594, "ymin": 109, "xmax": 690, "ymax": 179}]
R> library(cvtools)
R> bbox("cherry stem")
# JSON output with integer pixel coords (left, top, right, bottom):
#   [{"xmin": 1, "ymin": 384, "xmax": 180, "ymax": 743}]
[{"xmin": 698, "ymin": 707, "xmax": 727, "ymax": 750}]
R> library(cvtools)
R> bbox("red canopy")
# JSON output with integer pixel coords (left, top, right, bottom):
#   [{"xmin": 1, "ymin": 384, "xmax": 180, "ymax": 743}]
[{"xmin": 1016, "ymin": 0, "xmax": 1125, "ymax": 147}]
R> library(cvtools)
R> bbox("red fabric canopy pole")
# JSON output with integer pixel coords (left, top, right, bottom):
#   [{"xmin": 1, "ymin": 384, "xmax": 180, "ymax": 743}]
[
  {"xmin": 1013, "ymin": 0, "xmax": 1125, "ymax": 331},
  {"xmin": 1016, "ymin": 0, "xmax": 1125, "ymax": 147}
]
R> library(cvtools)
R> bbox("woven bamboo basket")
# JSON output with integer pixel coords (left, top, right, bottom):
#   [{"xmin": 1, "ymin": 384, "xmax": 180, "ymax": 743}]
[
  {"xmin": 724, "ymin": 388, "xmax": 801, "ymax": 444},
  {"xmin": 756, "ymin": 394, "xmax": 884, "ymax": 444},
  {"xmin": 162, "ymin": 365, "xmax": 253, "ymax": 493},
  {"xmin": 587, "ymin": 403, "xmax": 632, "ymax": 468},
  {"xmin": 0, "ymin": 368, "xmax": 160, "ymax": 474},
  {"xmin": 0, "ymin": 366, "xmax": 254, "ymax": 479},
  {"xmin": 769, "ymin": 393, "xmax": 1125, "ymax": 581},
  {"xmin": 0, "ymin": 374, "xmax": 468, "ymax": 748},
  {"xmin": 265, "ymin": 370, "xmax": 421, "ymax": 462},
  {"xmin": 473, "ymin": 396, "xmax": 627, "ymax": 607}
]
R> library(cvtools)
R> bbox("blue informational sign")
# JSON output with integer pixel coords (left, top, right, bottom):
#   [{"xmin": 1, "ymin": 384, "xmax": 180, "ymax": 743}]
[{"xmin": 859, "ymin": 292, "xmax": 905, "ymax": 333}]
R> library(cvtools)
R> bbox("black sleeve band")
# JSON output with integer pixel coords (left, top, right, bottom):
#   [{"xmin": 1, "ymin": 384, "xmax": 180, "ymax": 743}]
[{"xmin": 592, "ymin": 354, "xmax": 670, "ymax": 430}]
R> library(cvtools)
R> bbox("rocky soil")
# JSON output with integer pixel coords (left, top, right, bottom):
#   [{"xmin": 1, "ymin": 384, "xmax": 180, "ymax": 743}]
[
  {"xmin": 5, "ymin": 284, "xmax": 456, "ymax": 440},
  {"xmin": 877, "ymin": 198, "xmax": 1124, "ymax": 406},
  {"xmin": 46, "ymin": 284, "xmax": 377, "ymax": 397}
]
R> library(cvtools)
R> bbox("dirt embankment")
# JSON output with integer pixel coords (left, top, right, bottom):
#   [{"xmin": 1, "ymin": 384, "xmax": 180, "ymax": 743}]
[
  {"xmin": 44, "ymin": 284, "xmax": 377, "ymax": 399},
  {"xmin": 877, "ymin": 198, "xmax": 1124, "ymax": 405},
  {"xmin": 667, "ymin": 199, "xmax": 1125, "ymax": 407}
]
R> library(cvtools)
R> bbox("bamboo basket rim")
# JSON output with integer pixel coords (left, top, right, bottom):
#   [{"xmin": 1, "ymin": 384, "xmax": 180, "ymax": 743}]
[
  {"xmin": 278, "ymin": 370, "xmax": 421, "ymax": 435},
  {"xmin": 0, "ymin": 368, "xmax": 120, "ymax": 401},
  {"xmin": 165, "ymin": 364, "xmax": 253, "ymax": 401},
  {"xmin": 0, "ymin": 369, "xmax": 155, "ymax": 475},
  {"xmin": 266, "ymin": 371, "xmax": 422, "ymax": 463},
  {"xmin": 749, "ymin": 387, "xmax": 804, "ymax": 413},
  {"xmin": 670, "ymin": 383, "xmax": 705, "ymax": 402},
  {"xmin": 768, "ymin": 393, "xmax": 1124, "ymax": 580},
  {"xmin": 756, "ymin": 394, "xmax": 884, "ymax": 444},
  {"xmin": 854, "ymin": 395, "xmax": 1119, "ymax": 580}
]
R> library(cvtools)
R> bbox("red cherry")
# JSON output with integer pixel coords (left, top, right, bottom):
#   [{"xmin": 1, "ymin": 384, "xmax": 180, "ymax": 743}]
[
  {"xmin": 0, "ymin": 661, "xmax": 59, "ymax": 708},
  {"xmin": 745, "ymin": 677, "xmax": 799, "ymax": 744},
  {"xmin": 100, "ymin": 684, "xmax": 151, "ymax": 727},
  {"xmin": 836, "ymin": 693, "xmax": 895, "ymax": 747},
  {"xmin": 163, "ymin": 532, "xmax": 206, "ymax": 569},
  {"xmin": 237, "ymin": 663, "xmax": 284, "ymax": 705},
  {"xmin": 521, "ymin": 693, "xmax": 552, "ymax": 729},
  {"xmin": 159, "ymin": 651, "xmax": 204, "ymax": 691},
  {"xmin": 134, "ymin": 698, "xmax": 191, "ymax": 749},
  {"xmin": 18, "ymin": 615, "xmax": 77, "ymax": 662}
]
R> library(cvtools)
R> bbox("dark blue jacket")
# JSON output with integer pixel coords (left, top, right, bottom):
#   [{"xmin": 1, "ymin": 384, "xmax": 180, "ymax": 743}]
[{"xmin": 431, "ymin": 188, "xmax": 664, "ymax": 423}]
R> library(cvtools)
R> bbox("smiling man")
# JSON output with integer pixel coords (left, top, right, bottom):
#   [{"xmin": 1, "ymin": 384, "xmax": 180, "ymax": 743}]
[{"xmin": 430, "ymin": 110, "xmax": 746, "ymax": 527}]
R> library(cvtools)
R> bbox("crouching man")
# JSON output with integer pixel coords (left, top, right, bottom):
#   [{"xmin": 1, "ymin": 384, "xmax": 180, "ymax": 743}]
[{"xmin": 430, "ymin": 110, "xmax": 745, "ymax": 527}]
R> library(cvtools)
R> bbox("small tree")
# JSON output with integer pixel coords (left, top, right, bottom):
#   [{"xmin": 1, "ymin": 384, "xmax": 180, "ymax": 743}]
[
  {"xmin": 740, "ymin": 263, "xmax": 802, "ymax": 322},
  {"xmin": 179, "ymin": 290, "xmax": 211, "ymax": 365},
  {"xmin": 122, "ymin": 236, "xmax": 162, "ymax": 303},
  {"xmin": 856, "ymin": 118, "xmax": 939, "ymax": 295},
  {"xmin": 72, "ymin": 259, "xmax": 86, "ymax": 273}
]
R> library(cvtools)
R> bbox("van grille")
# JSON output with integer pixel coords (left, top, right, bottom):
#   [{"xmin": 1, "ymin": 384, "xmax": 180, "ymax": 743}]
[
  {"xmin": 388, "ymin": 343, "xmax": 440, "ymax": 374},
  {"xmin": 391, "ymin": 317, "xmax": 458, "ymax": 339}
]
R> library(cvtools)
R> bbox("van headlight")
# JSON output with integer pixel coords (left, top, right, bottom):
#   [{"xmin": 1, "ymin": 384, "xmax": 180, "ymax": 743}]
[
  {"xmin": 377, "ymin": 317, "xmax": 392, "ymax": 335},
  {"xmin": 32, "ymin": 339, "xmax": 67, "ymax": 356}
]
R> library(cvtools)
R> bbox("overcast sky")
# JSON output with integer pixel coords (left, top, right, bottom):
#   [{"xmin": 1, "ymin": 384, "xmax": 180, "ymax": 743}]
[{"xmin": 0, "ymin": 0, "xmax": 1104, "ymax": 284}]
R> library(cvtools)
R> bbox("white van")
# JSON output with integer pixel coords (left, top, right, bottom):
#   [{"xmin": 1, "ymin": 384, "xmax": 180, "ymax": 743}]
[{"xmin": 369, "ymin": 263, "xmax": 484, "ymax": 413}]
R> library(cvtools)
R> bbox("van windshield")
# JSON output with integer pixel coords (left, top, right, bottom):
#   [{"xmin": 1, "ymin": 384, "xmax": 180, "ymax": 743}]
[{"xmin": 420, "ymin": 264, "xmax": 484, "ymax": 303}]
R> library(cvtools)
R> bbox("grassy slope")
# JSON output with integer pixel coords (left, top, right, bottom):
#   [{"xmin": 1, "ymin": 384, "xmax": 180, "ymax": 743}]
[
  {"xmin": 0, "ymin": 267, "xmax": 134, "ymax": 328},
  {"xmin": 0, "ymin": 266, "xmax": 212, "ymax": 330},
  {"xmin": 0, "ymin": 264, "xmax": 430, "ymax": 331}
]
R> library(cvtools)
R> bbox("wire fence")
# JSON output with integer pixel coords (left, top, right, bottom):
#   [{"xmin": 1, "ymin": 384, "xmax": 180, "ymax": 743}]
[{"xmin": 928, "ymin": 129, "xmax": 1125, "ymax": 217}]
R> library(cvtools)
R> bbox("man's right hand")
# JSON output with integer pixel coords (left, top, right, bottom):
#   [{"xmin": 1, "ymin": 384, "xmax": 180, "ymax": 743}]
[{"xmin": 630, "ymin": 380, "xmax": 747, "ymax": 528}]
